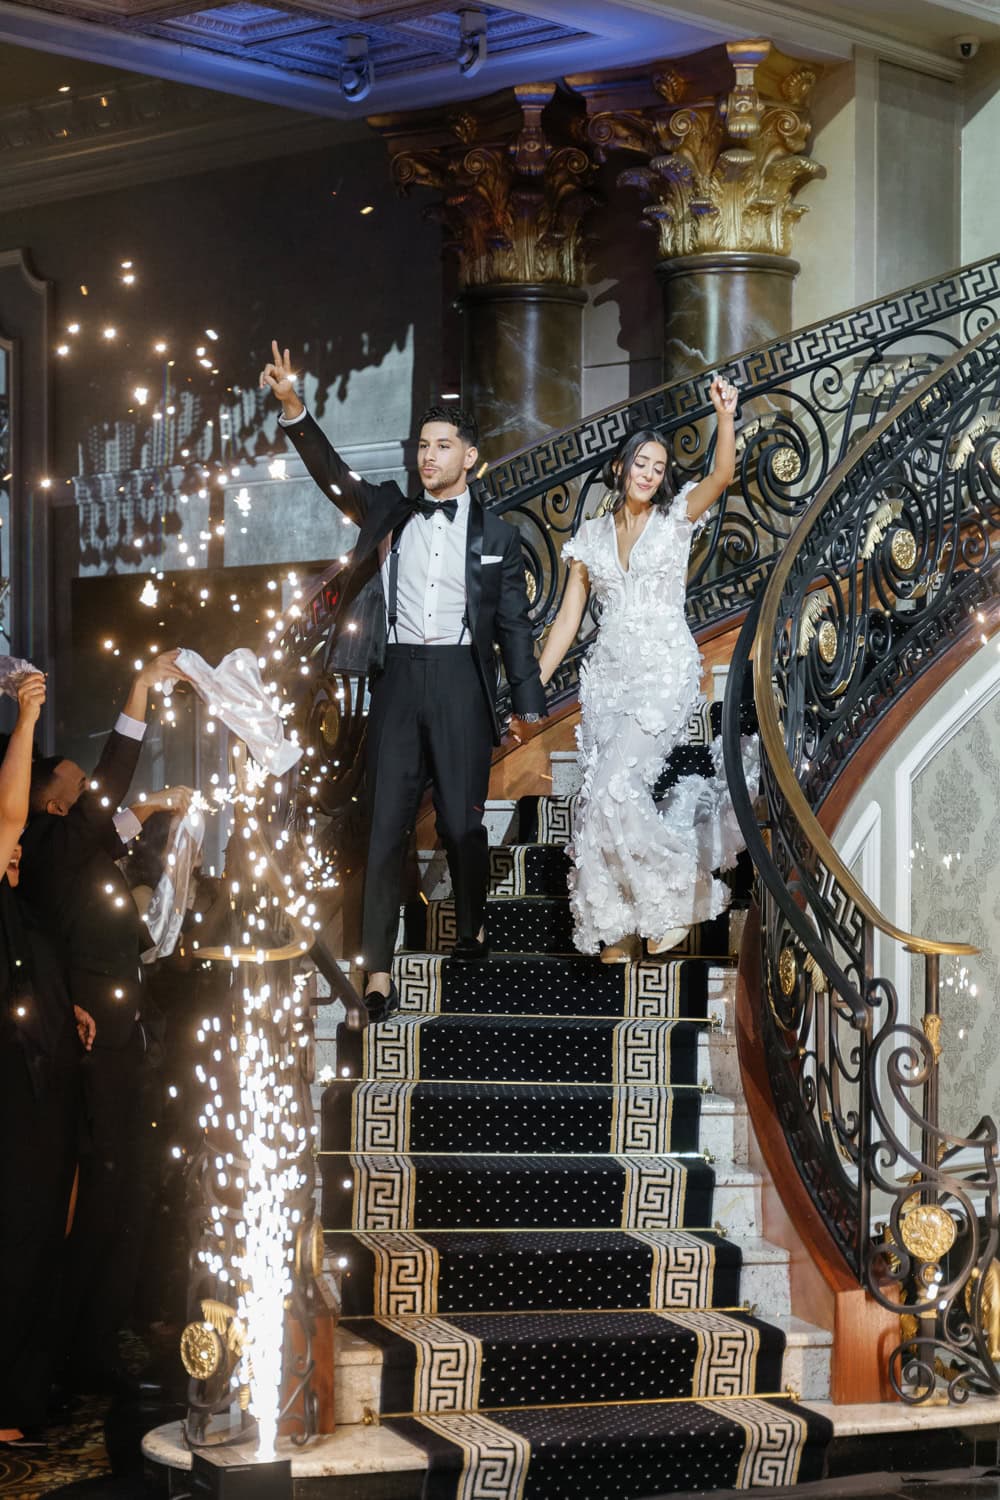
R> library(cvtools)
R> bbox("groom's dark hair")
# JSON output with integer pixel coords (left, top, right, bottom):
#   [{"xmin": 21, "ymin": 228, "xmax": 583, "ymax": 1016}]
[{"xmin": 419, "ymin": 404, "xmax": 479, "ymax": 448}]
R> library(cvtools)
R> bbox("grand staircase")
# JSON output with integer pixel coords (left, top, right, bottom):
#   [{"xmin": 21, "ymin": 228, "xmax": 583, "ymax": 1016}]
[{"xmin": 317, "ymin": 710, "xmax": 835, "ymax": 1498}]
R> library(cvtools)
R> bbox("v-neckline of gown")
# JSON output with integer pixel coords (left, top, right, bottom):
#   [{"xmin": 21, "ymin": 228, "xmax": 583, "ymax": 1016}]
[{"xmin": 612, "ymin": 507, "xmax": 656, "ymax": 576}]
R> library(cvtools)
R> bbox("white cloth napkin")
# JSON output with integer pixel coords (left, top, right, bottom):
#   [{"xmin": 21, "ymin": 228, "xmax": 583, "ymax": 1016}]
[
  {"xmin": 175, "ymin": 647, "xmax": 302, "ymax": 776},
  {"xmin": 142, "ymin": 807, "xmax": 205, "ymax": 962}
]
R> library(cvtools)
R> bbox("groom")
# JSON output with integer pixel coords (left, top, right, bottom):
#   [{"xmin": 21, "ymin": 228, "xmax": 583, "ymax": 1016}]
[{"xmin": 260, "ymin": 343, "xmax": 546, "ymax": 1019}]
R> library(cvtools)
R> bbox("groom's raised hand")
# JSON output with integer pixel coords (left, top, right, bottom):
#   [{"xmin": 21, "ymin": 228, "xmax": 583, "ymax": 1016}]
[{"xmin": 259, "ymin": 340, "xmax": 304, "ymax": 421}]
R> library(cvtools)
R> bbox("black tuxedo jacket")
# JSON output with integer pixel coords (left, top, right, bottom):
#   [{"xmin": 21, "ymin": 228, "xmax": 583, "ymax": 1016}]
[
  {"xmin": 19, "ymin": 726, "xmax": 148, "ymax": 1050},
  {"xmin": 284, "ymin": 411, "xmax": 546, "ymax": 743}
]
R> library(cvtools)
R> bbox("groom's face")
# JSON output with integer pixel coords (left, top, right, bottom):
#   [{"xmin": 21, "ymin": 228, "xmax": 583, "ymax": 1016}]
[{"xmin": 418, "ymin": 421, "xmax": 477, "ymax": 497}]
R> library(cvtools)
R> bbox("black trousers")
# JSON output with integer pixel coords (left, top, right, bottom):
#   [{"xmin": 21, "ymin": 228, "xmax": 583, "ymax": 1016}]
[
  {"xmin": 363, "ymin": 645, "xmax": 494, "ymax": 972},
  {"xmin": 61, "ymin": 1021, "xmax": 161, "ymax": 1377},
  {"xmin": 0, "ymin": 1024, "xmax": 79, "ymax": 1428}
]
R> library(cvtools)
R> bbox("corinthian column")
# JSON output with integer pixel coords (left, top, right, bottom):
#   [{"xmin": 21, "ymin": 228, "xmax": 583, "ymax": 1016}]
[
  {"xmin": 570, "ymin": 41, "xmax": 825, "ymax": 380},
  {"xmin": 371, "ymin": 85, "xmax": 597, "ymax": 458}
]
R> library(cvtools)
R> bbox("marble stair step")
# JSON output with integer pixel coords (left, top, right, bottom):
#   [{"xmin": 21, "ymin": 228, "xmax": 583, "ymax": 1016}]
[
  {"xmin": 323, "ymin": 1078, "xmax": 708, "ymax": 1157},
  {"xmin": 323, "ymin": 1152, "xmax": 763, "ymax": 1237},
  {"xmin": 344, "ymin": 1306, "xmax": 792, "ymax": 1417},
  {"xmin": 326, "ymin": 1226, "xmax": 745, "ymax": 1319},
  {"xmin": 402, "ymin": 898, "xmax": 740, "ymax": 958},
  {"xmin": 419, "ymin": 843, "xmax": 570, "ymax": 901},
  {"xmin": 389, "ymin": 952, "xmax": 714, "ymax": 1019},
  {"xmin": 327, "ymin": 1231, "xmax": 791, "ymax": 1322},
  {"xmin": 352, "ymin": 1012, "xmax": 708, "ymax": 1086},
  {"xmin": 333, "ymin": 1310, "xmax": 829, "ymax": 1428}
]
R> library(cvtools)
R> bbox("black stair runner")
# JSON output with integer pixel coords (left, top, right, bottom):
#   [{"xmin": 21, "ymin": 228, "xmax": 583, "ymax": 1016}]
[{"xmin": 321, "ymin": 786, "xmax": 832, "ymax": 1498}]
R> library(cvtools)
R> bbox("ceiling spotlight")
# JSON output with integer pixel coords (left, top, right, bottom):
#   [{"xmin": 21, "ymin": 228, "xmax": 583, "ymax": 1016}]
[
  {"xmin": 340, "ymin": 34, "xmax": 373, "ymax": 102},
  {"xmin": 458, "ymin": 8, "xmax": 487, "ymax": 77}
]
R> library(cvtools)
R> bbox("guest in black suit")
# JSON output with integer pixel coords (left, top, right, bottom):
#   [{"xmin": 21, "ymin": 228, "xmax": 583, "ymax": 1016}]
[
  {"xmin": 0, "ymin": 669, "xmax": 83, "ymax": 1449},
  {"xmin": 18, "ymin": 653, "xmax": 190, "ymax": 1391},
  {"xmin": 260, "ymin": 342, "xmax": 546, "ymax": 1017}
]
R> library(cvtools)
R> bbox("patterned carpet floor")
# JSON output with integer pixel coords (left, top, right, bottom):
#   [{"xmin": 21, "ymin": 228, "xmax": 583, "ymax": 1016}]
[{"xmin": 321, "ymin": 788, "xmax": 833, "ymax": 1497}]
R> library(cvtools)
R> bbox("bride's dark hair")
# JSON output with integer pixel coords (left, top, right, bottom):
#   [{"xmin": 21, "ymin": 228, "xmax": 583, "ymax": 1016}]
[{"xmin": 601, "ymin": 429, "xmax": 673, "ymax": 515}]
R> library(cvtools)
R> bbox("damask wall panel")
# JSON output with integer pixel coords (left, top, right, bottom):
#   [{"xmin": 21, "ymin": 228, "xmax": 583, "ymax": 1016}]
[
  {"xmin": 875, "ymin": 61, "xmax": 960, "ymax": 300},
  {"xmin": 833, "ymin": 639, "xmax": 1000, "ymax": 1139},
  {"xmin": 910, "ymin": 697, "xmax": 1000, "ymax": 1131}
]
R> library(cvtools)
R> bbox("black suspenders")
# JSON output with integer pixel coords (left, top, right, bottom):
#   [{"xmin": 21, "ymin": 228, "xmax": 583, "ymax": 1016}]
[{"xmin": 385, "ymin": 518, "xmax": 470, "ymax": 646}]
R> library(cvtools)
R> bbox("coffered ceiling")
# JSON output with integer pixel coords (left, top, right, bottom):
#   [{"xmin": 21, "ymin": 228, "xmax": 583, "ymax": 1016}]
[{"xmin": 0, "ymin": 0, "xmax": 999, "ymax": 123}]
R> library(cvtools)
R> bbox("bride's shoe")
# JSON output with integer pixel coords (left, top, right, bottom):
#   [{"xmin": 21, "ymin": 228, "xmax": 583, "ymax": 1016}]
[
  {"xmin": 600, "ymin": 935, "xmax": 642, "ymax": 964},
  {"xmin": 646, "ymin": 927, "xmax": 689, "ymax": 956}
]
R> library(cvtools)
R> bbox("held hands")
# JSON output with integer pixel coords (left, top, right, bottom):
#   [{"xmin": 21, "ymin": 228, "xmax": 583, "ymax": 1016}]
[
  {"xmin": 259, "ymin": 341, "xmax": 304, "ymax": 419},
  {"xmin": 73, "ymin": 1005, "xmax": 96, "ymax": 1051},
  {"xmin": 507, "ymin": 715, "xmax": 539, "ymax": 746},
  {"xmin": 709, "ymin": 375, "xmax": 739, "ymax": 419},
  {"xmin": 15, "ymin": 671, "xmax": 46, "ymax": 727}
]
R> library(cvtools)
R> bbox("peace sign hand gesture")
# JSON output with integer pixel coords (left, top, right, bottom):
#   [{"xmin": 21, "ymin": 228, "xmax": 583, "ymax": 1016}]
[{"xmin": 259, "ymin": 340, "xmax": 304, "ymax": 419}]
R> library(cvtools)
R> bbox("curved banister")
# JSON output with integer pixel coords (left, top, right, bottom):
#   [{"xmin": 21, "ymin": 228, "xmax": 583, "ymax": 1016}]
[
  {"xmin": 273, "ymin": 253, "xmax": 1000, "ymax": 874},
  {"xmin": 723, "ymin": 314, "xmax": 1000, "ymax": 1400}
]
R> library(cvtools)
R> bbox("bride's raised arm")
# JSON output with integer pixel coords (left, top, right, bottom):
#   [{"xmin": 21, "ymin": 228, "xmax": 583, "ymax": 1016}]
[
  {"xmin": 538, "ymin": 559, "xmax": 591, "ymax": 687},
  {"xmin": 684, "ymin": 376, "xmax": 738, "ymax": 525}
]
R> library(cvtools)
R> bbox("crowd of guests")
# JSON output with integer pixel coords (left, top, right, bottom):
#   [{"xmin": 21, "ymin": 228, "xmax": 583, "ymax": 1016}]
[{"xmin": 0, "ymin": 652, "xmax": 205, "ymax": 1452}]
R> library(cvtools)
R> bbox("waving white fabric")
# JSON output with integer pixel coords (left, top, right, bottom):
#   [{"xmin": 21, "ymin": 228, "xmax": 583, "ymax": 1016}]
[
  {"xmin": 0, "ymin": 655, "xmax": 42, "ymax": 697},
  {"xmin": 142, "ymin": 808, "xmax": 205, "ymax": 962},
  {"xmin": 561, "ymin": 488, "xmax": 758, "ymax": 953},
  {"xmin": 175, "ymin": 647, "xmax": 302, "ymax": 775}
]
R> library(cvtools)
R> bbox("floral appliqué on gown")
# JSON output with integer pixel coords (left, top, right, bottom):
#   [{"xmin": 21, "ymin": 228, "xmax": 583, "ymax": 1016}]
[{"xmin": 561, "ymin": 485, "xmax": 759, "ymax": 953}]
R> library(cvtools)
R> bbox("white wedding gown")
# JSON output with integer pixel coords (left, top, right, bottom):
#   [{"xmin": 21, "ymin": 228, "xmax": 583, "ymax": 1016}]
[{"xmin": 561, "ymin": 486, "xmax": 758, "ymax": 954}]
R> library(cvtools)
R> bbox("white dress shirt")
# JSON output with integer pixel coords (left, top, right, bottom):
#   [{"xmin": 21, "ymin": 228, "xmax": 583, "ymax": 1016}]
[
  {"xmin": 383, "ymin": 490, "xmax": 471, "ymax": 646},
  {"xmin": 278, "ymin": 407, "xmax": 472, "ymax": 645},
  {"xmin": 111, "ymin": 711, "xmax": 147, "ymax": 844}
]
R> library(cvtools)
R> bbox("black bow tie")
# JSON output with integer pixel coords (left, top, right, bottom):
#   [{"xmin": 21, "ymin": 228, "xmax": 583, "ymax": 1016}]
[{"xmin": 411, "ymin": 496, "xmax": 458, "ymax": 523}]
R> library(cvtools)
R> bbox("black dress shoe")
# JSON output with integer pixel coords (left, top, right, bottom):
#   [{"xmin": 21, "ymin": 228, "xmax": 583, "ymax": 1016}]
[
  {"xmin": 364, "ymin": 979, "xmax": 400, "ymax": 1023},
  {"xmin": 449, "ymin": 935, "xmax": 490, "ymax": 962}
]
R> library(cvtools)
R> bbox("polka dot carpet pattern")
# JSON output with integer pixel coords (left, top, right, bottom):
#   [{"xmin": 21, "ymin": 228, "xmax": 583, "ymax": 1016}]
[
  {"xmin": 329, "ymin": 1228, "xmax": 742, "ymax": 1317},
  {"xmin": 392, "ymin": 953, "xmax": 710, "ymax": 1018},
  {"xmin": 323, "ymin": 789, "xmax": 831, "ymax": 1494},
  {"xmin": 389, "ymin": 1396, "xmax": 828, "ymax": 1500},
  {"xmin": 350, "ymin": 1012, "xmax": 705, "ymax": 1085},
  {"xmin": 359, "ymin": 1308, "xmax": 785, "ymax": 1414},
  {"xmin": 327, "ymin": 1079, "xmax": 703, "ymax": 1155}
]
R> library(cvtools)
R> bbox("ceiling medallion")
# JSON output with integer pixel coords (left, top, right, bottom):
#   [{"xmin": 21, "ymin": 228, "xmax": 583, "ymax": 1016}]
[
  {"xmin": 816, "ymin": 619, "xmax": 837, "ymax": 664},
  {"xmin": 777, "ymin": 945, "xmax": 797, "ymax": 996},
  {"xmin": 899, "ymin": 1203, "xmax": 957, "ymax": 1262},
  {"xmin": 890, "ymin": 528, "xmax": 917, "ymax": 571}
]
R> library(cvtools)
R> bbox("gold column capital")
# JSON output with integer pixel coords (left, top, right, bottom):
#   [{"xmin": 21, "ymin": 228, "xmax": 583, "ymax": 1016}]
[
  {"xmin": 369, "ymin": 85, "xmax": 598, "ymax": 290},
  {"xmin": 567, "ymin": 39, "xmax": 825, "ymax": 261}
]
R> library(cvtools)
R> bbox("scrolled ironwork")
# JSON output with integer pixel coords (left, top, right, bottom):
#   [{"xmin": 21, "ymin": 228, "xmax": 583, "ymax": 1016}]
[{"xmin": 723, "ymin": 320, "xmax": 1000, "ymax": 1400}]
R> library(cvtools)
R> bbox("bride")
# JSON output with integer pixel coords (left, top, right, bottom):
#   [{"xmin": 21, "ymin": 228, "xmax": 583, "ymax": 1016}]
[{"xmin": 538, "ymin": 376, "xmax": 753, "ymax": 962}]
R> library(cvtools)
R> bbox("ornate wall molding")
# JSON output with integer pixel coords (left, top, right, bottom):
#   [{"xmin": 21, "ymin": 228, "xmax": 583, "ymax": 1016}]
[
  {"xmin": 568, "ymin": 40, "xmax": 825, "ymax": 261},
  {"xmin": 371, "ymin": 83, "xmax": 599, "ymax": 289}
]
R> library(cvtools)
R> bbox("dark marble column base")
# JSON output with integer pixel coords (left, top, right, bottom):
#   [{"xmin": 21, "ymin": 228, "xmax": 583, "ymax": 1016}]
[
  {"xmin": 460, "ymin": 283, "xmax": 587, "ymax": 460},
  {"xmin": 657, "ymin": 252, "xmax": 800, "ymax": 382}
]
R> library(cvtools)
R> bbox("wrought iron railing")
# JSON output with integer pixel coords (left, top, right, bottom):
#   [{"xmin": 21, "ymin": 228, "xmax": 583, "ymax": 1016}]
[
  {"xmin": 273, "ymin": 253, "xmax": 1000, "ymax": 865},
  {"xmin": 722, "ymin": 321, "xmax": 1000, "ymax": 1401}
]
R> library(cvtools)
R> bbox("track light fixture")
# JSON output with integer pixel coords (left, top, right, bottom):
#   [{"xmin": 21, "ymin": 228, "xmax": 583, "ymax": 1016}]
[
  {"xmin": 340, "ymin": 34, "xmax": 373, "ymax": 102},
  {"xmin": 457, "ymin": 8, "xmax": 487, "ymax": 78}
]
